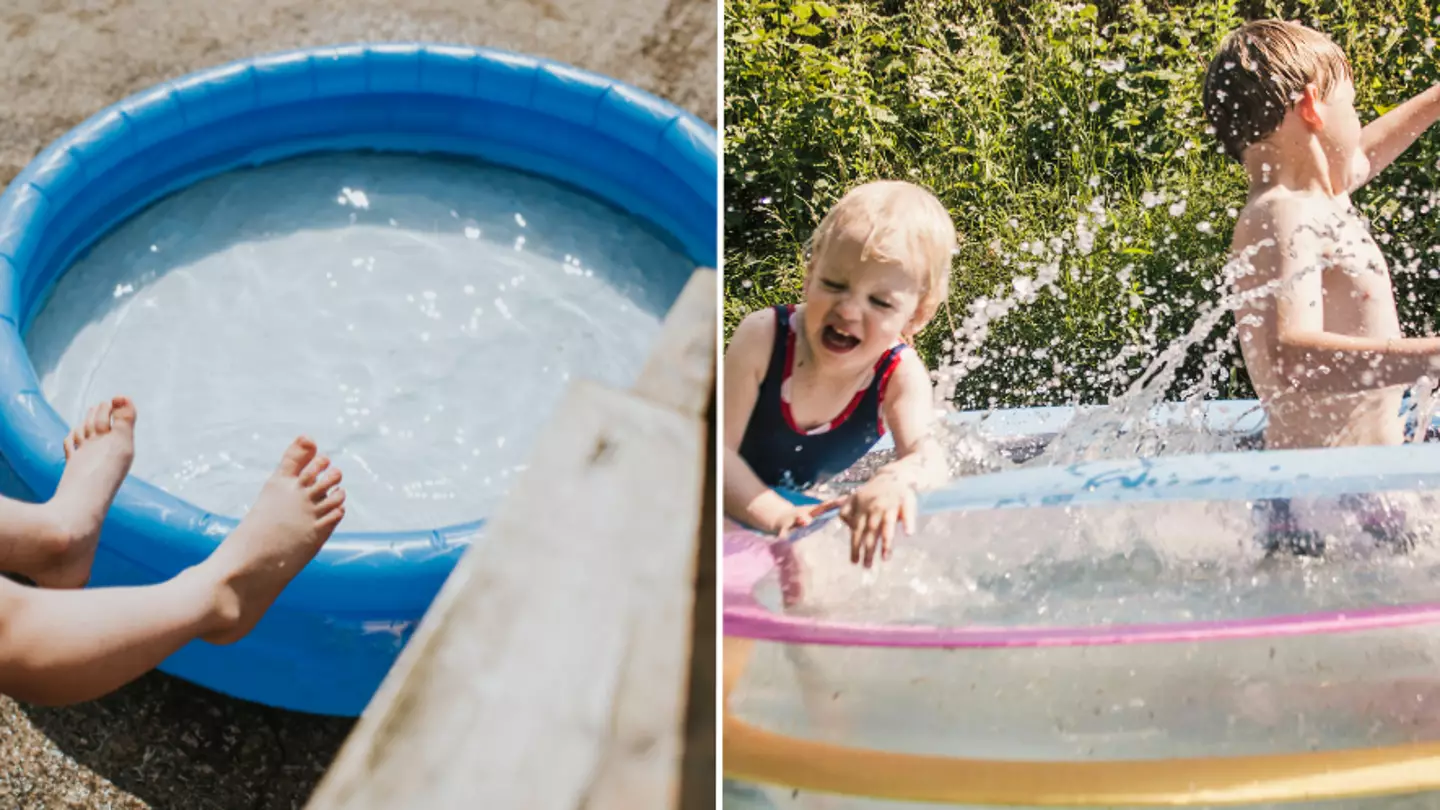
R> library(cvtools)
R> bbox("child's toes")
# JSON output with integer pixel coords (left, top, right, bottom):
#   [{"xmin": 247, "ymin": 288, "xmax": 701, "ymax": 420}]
[
  {"xmin": 110, "ymin": 396, "xmax": 136, "ymax": 431},
  {"xmin": 317, "ymin": 487, "xmax": 345, "ymax": 517},
  {"xmin": 298, "ymin": 455, "xmax": 330, "ymax": 488},
  {"xmin": 310, "ymin": 468, "xmax": 342, "ymax": 501},
  {"xmin": 277, "ymin": 436, "xmax": 318, "ymax": 477},
  {"xmin": 318, "ymin": 505, "xmax": 345, "ymax": 530},
  {"xmin": 91, "ymin": 398, "xmax": 114, "ymax": 435}
]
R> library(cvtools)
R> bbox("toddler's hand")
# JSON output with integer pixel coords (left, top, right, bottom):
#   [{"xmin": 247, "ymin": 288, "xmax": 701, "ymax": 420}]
[
  {"xmin": 840, "ymin": 474, "xmax": 917, "ymax": 567},
  {"xmin": 774, "ymin": 498, "xmax": 845, "ymax": 540}
]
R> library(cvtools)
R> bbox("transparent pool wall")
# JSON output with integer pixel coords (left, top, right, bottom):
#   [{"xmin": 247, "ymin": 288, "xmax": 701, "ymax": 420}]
[
  {"xmin": 730, "ymin": 620, "xmax": 1440, "ymax": 763},
  {"xmin": 724, "ymin": 428, "xmax": 1440, "ymax": 807},
  {"xmin": 724, "ymin": 780, "xmax": 1440, "ymax": 810}
]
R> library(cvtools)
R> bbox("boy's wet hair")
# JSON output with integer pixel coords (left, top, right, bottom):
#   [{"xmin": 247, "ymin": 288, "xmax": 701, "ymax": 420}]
[
  {"xmin": 805, "ymin": 180, "xmax": 957, "ymax": 336},
  {"xmin": 1202, "ymin": 20, "xmax": 1353, "ymax": 163}
]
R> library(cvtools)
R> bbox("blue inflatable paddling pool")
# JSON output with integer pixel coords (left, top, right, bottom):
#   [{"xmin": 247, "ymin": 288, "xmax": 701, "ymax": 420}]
[{"xmin": 0, "ymin": 43, "xmax": 716, "ymax": 715}]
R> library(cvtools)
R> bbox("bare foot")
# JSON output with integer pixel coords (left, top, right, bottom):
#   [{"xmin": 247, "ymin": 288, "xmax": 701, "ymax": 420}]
[
  {"xmin": 201, "ymin": 436, "xmax": 345, "ymax": 645},
  {"xmin": 34, "ymin": 397, "xmax": 137, "ymax": 588}
]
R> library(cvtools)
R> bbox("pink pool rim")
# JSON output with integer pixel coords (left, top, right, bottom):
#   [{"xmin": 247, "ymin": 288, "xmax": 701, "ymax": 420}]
[{"xmin": 722, "ymin": 528, "xmax": 1440, "ymax": 649}]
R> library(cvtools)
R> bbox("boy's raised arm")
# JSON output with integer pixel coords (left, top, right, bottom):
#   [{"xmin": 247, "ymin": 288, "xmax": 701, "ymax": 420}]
[{"xmin": 1358, "ymin": 83, "xmax": 1440, "ymax": 188}]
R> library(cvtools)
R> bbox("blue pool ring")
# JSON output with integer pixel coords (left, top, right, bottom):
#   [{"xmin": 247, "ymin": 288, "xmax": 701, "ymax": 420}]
[
  {"xmin": 761, "ymin": 398, "xmax": 1440, "ymax": 541},
  {"xmin": 0, "ymin": 44, "xmax": 716, "ymax": 716}
]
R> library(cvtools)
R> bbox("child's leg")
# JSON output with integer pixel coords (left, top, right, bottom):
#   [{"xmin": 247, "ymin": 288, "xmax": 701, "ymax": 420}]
[
  {"xmin": 0, "ymin": 563, "xmax": 222, "ymax": 704},
  {"xmin": 1254, "ymin": 498, "xmax": 1325, "ymax": 557},
  {"xmin": 1342, "ymin": 492, "xmax": 1417, "ymax": 553},
  {"xmin": 0, "ymin": 436, "xmax": 345, "ymax": 705},
  {"xmin": 0, "ymin": 396, "xmax": 137, "ymax": 588},
  {"xmin": 0, "ymin": 498, "xmax": 86, "ymax": 583}
]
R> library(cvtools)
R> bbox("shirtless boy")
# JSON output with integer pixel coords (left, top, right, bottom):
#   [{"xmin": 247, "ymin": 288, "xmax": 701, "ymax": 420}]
[
  {"xmin": 0, "ymin": 396, "xmax": 347, "ymax": 705},
  {"xmin": 1203, "ymin": 20, "xmax": 1440, "ymax": 551}
]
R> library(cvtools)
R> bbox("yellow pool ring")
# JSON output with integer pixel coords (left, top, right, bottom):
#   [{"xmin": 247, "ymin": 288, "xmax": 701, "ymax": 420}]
[{"xmin": 722, "ymin": 638, "xmax": 1440, "ymax": 806}]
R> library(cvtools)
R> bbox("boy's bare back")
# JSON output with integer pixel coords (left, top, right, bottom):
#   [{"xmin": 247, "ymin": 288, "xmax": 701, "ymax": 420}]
[{"xmin": 1232, "ymin": 189, "xmax": 1407, "ymax": 449}]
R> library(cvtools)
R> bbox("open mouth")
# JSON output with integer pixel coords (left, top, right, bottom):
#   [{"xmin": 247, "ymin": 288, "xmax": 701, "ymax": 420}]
[{"xmin": 820, "ymin": 324, "xmax": 861, "ymax": 353}]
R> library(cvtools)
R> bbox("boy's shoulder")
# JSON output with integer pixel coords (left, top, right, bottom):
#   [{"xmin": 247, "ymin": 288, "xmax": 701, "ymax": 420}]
[
  {"xmin": 1236, "ymin": 186, "xmax": 1306, "ymax": 222},
  {"xmin": 1233, "ymin": 189, "xmax": 1341, "ymax": 248}
]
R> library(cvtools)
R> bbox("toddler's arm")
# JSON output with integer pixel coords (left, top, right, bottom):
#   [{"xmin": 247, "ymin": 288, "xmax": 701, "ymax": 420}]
[
  {"xmin": 1244, "ymin": 203, "xmax": 1440, "ymax": 390},
  {"xmin": 722, "ymin": 309, "xmax": 837, "ymax": 535},
  {"xmin": 840, "ymin": 349, "xmax": 944, "ymax": 566},
  {"xmin": 871, "ymin": 349, "xmax": 947, "ymax": 490},
  {"xmin": 1358, "ymin": 83, "xmax": 1440, "ymax": 189}
]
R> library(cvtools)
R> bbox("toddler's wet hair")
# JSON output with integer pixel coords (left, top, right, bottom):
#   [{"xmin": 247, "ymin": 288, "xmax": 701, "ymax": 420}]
[
  {"xmin": 806, "ymin": 180, "xmax": 957, "ymax": 332},
  {"xmin": 1202, "ymin": 20, "xmax": 1352, "ymax": 163}
]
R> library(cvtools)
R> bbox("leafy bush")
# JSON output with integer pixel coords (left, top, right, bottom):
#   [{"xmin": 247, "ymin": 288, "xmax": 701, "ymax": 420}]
[{"xmin": 724, "ymin": 0, "xmax": 1440, "ymax": 409}]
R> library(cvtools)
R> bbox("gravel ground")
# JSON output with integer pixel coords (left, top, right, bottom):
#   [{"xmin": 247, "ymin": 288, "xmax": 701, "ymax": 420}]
[
  {"xmin": 0, "ymin": 1, "xmax": 715, "ymax": 807},
  {"xmin": 0, "ymin": 0, "xmax": 716, "ymax": 188}
]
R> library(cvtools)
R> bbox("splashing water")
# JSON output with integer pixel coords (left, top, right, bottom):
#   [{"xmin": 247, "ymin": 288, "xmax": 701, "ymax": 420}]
[{"xmin": 800, "ymin": 176, "xmax": 1440, "ymax": 631}]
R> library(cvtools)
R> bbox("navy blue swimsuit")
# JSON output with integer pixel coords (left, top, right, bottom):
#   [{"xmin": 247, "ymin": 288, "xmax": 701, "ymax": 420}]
[{"xmin": 738, "ymin": 305, "xmax": 906, "ymax": 491}]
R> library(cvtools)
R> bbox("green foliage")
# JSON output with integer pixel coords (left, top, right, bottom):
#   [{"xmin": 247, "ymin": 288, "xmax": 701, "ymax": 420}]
[{"xmin": 725, "ymin": 0, "xmax": 1440, "ymax": 409}]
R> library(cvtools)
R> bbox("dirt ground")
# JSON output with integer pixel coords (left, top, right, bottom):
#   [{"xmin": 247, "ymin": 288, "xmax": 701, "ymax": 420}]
[
  {"xmin": 0, "ymin": 1, "xmax": 715, "ymax": 808},
  {"xmin": 0, "ymin": 0, "xmax": 716, "ymax": 188}
]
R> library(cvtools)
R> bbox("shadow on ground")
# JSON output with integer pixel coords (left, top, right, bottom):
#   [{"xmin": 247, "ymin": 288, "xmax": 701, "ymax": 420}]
[{"xmin": 2, "ymin": 671, "xmax": 353, "ymax": 810}]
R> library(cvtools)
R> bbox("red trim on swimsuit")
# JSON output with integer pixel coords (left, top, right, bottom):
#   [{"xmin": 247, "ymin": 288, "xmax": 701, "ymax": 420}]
[
  {"xmin": 778, "ymin": 305, "xmax": 905, "ymax": 437},
  {"xmin": 875, "ymin": 347, "xmax": 904, "ymax": 437}
]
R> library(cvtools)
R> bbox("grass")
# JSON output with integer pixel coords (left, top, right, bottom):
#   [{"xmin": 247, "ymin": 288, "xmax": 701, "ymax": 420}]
[{"xmin": 725, "ymin": 0, "xmax": 1440, "ymax": 410}]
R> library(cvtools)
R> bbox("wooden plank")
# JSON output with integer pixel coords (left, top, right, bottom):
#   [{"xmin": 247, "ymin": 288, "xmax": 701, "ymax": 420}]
[
  {"xmin": 645, "ymin": 268, "xmax": 716, "ymax": 809},
  {"xmin": 585, "ymin": 268, "xmax": 716, "ymax": 809},
  {"xmin": 306, "ymin": 381, "xmax": 704, "ymax": 809},
  {"xmin": 678, "ymin": 392, "xmax": 716, "ymax": 810},
  {"xmin": 634, "ymin": 269, "xmax": 718, "ymax": 419},
  {"xmin": 306, "ymin": 266, "xmax": 717, "ymax": 810}
]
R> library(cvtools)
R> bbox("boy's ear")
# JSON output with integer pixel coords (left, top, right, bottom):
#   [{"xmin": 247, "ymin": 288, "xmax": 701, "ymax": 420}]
[{"xmin": 1297, "ymin": 83, "xmax": 1326, "ymax": 129}]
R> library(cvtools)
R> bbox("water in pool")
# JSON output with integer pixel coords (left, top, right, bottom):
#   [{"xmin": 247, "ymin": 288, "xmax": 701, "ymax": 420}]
[{"xmin": 26, "ymin": 152, "xmax": 693, "ymax": 531}]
